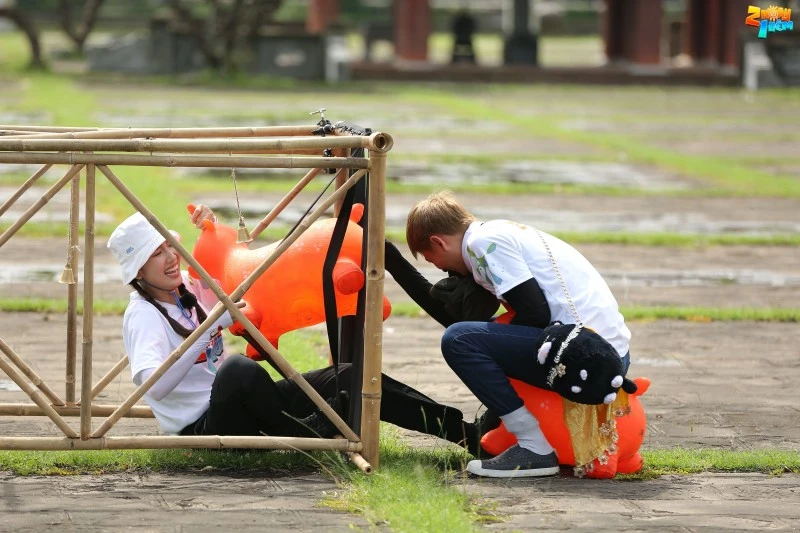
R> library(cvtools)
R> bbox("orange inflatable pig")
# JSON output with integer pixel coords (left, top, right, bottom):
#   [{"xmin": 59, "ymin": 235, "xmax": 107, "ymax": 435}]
[
  {"xmin": 188, "ymin": 203, "xmax": 391, "ymax": 359},
  {"xmin": 479, "ymin": 310, "xmax": 648, "ymax": 478},
  {"xmin": 481, "ymin": 377, "xmax": 649, "ymax": 478}
]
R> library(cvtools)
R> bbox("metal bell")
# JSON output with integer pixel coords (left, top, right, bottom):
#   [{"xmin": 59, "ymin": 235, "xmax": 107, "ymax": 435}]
[
  {"xmin": 57, "ymin": 246, "xmax": 77, "ymax": 285},
  {"xmin": 57, "ymin": 265, "xmax": 76, "ymax": 285},
  {"xmin": 236, "ymin": 217, "xmax": 252, "ymax": 244}
]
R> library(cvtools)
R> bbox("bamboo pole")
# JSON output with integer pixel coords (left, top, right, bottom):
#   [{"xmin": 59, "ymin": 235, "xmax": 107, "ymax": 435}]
[
  {"xmin": 0, "ymin": 153, "xmax": 368, "ymax": 170},
  {"xmin": 0, "ymin": 125, "xmax": 98, "ymax": 132},
  {"xmin": 0, "ymin": 338, "xmax": 64, "ymax": 405},
  {"xmin": 0, "ymin": 435, "xmax": 363, "ymax": 452},
  {"xmin": 0, "ymin": 125, "xmax": 316, "ymax": 137},
  {"xmin": 0, "ymin": 163, "xmax": 52, "ymax": 217},
  {"xmin": 248, "ymin": 167, "xmax": 321, "ymax": 241},
  {"xmin": 80, "ymin": 163, "xmax": 96, "ymax": 439},
  {"xmin": 0, "ymin": 164, "xmax": 84, "ymax": 248},
  {"xmin": 336, "ymin": 435, "xmax": 373, "ymax": 474},
  {"xmin": 87, "ymin": 355, "xmax": 129, "ymax": 402},
  {"xmin": 0, "ymin": 347, "xmax": 77, "ymax": 437},
  {"xmin": 0, "ymin": 130, "xmax": 43, "ymax": 136},
  {"xmin": 65, "ymin": 175, "xmax": 80, "ymax": 403},
  {"xmin": 332, "ymin": 157, "xmax": 350, "ymax": 218},
  {"xmin": 0, "ymin": 136, "xmax": 381, "ymax": 154},
  {"xmin": 0, "ymin": 403, "xmax": 152, "ymax": 418},
  {"xmin": 360, "ymin": 151, "xmax": 387, "ymax": 469},
  {"xmin": 94, "ymin": 164, "xmax": 366, "ymax": 442}
]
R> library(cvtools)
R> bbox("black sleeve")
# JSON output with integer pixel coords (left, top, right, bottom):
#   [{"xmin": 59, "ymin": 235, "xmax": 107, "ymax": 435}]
[
  {"xmin": 502, "ymin": 277, "xmax": 551, "ymax": 328},
  {"xmin": 384, "ymin": 240, "xmax": 456, "ymax": 328}
]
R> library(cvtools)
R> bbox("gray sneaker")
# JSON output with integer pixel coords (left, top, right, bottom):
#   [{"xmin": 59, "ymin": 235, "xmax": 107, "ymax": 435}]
[{"xmin": 466, "ymin": 444, "xmax": 559, "ymax": 478}]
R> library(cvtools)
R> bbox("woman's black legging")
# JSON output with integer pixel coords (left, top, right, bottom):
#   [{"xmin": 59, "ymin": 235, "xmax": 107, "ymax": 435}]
[{"xmin": 181, "ymin": 355, "xmax": 473, "ymax": 447}]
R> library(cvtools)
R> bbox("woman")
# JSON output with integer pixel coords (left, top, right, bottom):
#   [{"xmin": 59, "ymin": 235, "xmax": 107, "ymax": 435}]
[{"xmin": 107, "ymin": 208, "xmax": 495, "ymax": 452}]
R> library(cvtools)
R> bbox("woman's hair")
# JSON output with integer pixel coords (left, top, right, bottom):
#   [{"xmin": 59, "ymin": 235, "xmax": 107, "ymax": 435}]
[
  {"xmin": 406, "ymin": 190, "xmax": 475, "ymax": 258},
  {"xmin": 131, "ymin": 282, "xmax": 207, "ymax": 338}
]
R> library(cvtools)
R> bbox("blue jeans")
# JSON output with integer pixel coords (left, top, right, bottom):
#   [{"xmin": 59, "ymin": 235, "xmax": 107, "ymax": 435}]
[{"xmin": 441, "ymin": 321, "xmax": 631, "ymax": 416}]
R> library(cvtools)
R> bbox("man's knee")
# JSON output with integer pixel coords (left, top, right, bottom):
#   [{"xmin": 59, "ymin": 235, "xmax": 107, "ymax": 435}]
[{"xmin": 441, "ymin": 323, "xmax": 471, "ymax": 365}]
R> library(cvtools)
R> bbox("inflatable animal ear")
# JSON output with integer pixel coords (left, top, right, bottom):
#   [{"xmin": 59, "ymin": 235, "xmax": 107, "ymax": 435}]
[{"xmin": 536, "ymin": 321, "xmax": 637, "ymax": 405}]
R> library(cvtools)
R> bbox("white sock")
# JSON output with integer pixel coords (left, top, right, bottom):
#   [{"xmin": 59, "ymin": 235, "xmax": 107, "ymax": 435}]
[{"xmin": 501, "ymin": 406, "xmax": 554, "ymax": 455}]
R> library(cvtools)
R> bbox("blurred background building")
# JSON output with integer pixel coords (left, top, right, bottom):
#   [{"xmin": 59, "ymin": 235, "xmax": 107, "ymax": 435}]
[{"xmin": 2, "ymin": 0, "xmax": 798, "ymax": 87}]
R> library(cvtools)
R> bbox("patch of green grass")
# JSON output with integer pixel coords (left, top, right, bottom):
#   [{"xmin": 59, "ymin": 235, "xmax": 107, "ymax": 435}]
[
  {"xmin": 389, "ymin": 303, "xmax": 800, "ymax": 323},
  {"xmin": 223, "ymin": 329, "xmax": 330, "ymax": 381},
  {"xmin": 555, "ymin": 231, "xmax": 800, "ymax": 247},
  {"xmin": 622, "ymin": 306, "xmax": 800, "ymax": 323},
  {"xmin": 0, "ymin": 447, "xmax": 322, "ymax": 476},
  {"xmin": 410, "ymin": 89, "xmax": 800, "ymax": 198},
  {"xmin": 323, "ymin": 426, "xmax": 487, "ymax": 532},
  {"xmin": 627, "ymin": 449, "xmax": 800, "ymax": 479},
  {"xmin": 384, "ymin": 230, "xmax": 800, "ymax": 247},
  {"xmin": 0, "ymin": 297, "xmax": 129, "ymax": 315}
]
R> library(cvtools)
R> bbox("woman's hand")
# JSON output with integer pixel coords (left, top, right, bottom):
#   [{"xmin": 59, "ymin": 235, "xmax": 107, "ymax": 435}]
[
  {"xmin": 188, "ymin": 203, "xmax": 217, "ymax": 229},
  {"xmin": 229, "ymin": 300, "xmax": 261, "ymax": 337}
]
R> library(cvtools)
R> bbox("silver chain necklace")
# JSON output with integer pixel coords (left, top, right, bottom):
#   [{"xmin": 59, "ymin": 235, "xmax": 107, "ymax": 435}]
[{"xmin": 536, "ymin": 229, "xmax": 582, "ymax": 326}]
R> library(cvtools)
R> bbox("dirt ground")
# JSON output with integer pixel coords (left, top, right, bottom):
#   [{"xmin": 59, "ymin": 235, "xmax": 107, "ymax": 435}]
[{"xmin": 1, "ymin": 192, "xmax": 800, "ymax": 531}]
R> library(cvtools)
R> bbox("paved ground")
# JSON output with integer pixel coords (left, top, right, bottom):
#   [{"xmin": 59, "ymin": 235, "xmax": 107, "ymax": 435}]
[{"xmin": 2, "ymin": 187, "xmax": 800, "ymax": 531}]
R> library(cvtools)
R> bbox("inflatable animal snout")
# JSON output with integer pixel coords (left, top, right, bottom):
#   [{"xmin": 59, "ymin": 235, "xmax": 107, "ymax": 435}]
[{"xmin": 188, "ymin": 203, "xmax": 391, "ymax": 359}]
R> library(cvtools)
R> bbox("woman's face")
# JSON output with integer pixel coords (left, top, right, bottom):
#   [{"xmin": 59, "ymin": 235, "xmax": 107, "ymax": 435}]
[{"xmin": 136, "ymin": 241, "xmax": 182, "ymax": 299}]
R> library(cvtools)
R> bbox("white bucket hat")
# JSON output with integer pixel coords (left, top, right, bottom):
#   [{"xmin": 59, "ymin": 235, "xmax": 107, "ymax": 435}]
[{"xmin": 107, "ymin": 213, "xmax": 179, "ymax": 284}]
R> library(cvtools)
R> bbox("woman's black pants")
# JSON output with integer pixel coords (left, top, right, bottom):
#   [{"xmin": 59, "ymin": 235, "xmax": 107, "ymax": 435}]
[{"xmin": 181, "ymin": 355, "xmax": 471, "ymax": 447}]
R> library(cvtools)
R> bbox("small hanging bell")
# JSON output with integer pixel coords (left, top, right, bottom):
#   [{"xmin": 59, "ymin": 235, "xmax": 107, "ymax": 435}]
[
  {"xmin": 58, "ymin": 246, "xmax": 77, "ymax": 285},
  {"xmin": 230, "ymin": 168, "xmax": 252, "ymax": 244},
  {"xmin": 236, "ymin": 216, "xmax": 252, "ymax": 244}
]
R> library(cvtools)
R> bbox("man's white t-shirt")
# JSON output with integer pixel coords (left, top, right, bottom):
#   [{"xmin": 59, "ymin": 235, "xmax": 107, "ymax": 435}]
[
  {"xmin": 122, "ymin": 272, "xmax": 229, "ymax": 434},
  {"xmin": 462, "ymin": 220, "xmax": 631, "ymax": 357}
]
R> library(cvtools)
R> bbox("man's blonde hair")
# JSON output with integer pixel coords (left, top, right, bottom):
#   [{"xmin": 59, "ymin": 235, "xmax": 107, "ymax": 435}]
[{"xmin": 406, "ymin": 190, "xmax": 476, "ymax": 258}]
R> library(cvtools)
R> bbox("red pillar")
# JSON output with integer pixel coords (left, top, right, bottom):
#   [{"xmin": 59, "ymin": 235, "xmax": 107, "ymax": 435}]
[
  {"xmin": 682, "ymin": 0, "xmax": 706, "ymax": 60},
  {"xmin": 626, "ymin": 0, "xmax": 663, "ymax": 64},
  {"xmin": 720, "ymin": 0, "xmax": 750, "ymax": 67},
  {"xmin": 704, "ymin": 0, "xmax": 723, "ymax": 64},
  {"xmin": 682, "ymin": 0, "xmax": 749, "ymax": 67},
  {"xmin": 603, "ymin": 0, "xmax": 663, "ymax": 65},
  {"xmin": 306, "ymin": 0, "xmax": 340, "ymax": 34},
  {"xmin": 602, "ymin": 0, "xmax": 627, "ymax": 62},
  {"xmin": 393, "ymin": 0, "xmax": 430, "ymax": 61}
]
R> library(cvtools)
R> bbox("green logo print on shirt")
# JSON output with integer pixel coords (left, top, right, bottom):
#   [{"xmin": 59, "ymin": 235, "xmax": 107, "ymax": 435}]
[{"xmin": 467, "ymin": 242, "xmax": 503, "ymax": 287}]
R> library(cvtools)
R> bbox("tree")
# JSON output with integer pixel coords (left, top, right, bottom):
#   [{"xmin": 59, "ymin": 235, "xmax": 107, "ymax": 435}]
[
  {"xmin": 0, "ymin": 5, "xmax": 45, "ymax": 68},
  {"xmin": 58, "ymin": 0, "xmax": 107, "ymax": 53},
  {"xmin": 167, "ymin": 0, "xmax": 284, "ymax": 72}
]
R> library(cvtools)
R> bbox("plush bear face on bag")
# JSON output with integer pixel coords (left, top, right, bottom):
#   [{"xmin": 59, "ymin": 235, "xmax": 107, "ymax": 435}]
[{"xmin": 535, "ymin": 321, "xmax": 637, "ymax": 405}]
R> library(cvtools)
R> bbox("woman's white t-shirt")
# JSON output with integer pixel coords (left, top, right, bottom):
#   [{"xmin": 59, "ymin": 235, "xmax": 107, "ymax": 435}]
[
  {"xmin": 122, "ymin": 272, "xmax": 229, "ymax": 434},
  {"xmin": 462, "ymin": 220, "xmax": 631, "ymax": 357}
]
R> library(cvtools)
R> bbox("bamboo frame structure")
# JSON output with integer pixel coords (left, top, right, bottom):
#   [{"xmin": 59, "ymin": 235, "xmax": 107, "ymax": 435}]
[{"xmin": 0, "ymin": 124, "xmax": 391, "ymax": 472}]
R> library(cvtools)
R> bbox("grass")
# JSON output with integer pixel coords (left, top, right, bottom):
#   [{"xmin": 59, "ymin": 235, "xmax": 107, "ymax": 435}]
[
  {"xmin": 4, "ymin": 298, "xmax": 799, "ymax": 324},
  {"xmin": 323, "ymin": 427, "xmax": 487, "ymax": 531},
  {"xmin": 408, "ymin": 89, "xmax": 800, "ymax": 198},
  {"xmin": 631, "ymin": 449, "xmax": 800, "ymax": 479},
  {"xmin": 389, "ymin": 302, "xmax": 800, "ymax": 323},
  {"xmin": 0, "ymin": 297, "xmax": 129, "ymax": 315}
]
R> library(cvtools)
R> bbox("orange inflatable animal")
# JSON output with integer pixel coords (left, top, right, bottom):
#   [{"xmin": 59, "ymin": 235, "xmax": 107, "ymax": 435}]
[
  {"xmin": 480, "ymin": 377, "xmax": 649, "ymax": 478},
  {"xmin": 188, "ymin": 203, "xmax": 391, "ymax": 359},
  {"xmin": 480, "ymin": 310, "xmax": 648, "ymax": 478}
]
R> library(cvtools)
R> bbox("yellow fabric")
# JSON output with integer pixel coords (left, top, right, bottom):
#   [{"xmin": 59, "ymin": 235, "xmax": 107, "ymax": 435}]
[{"xmin": 563, "ymin": 390, "xmax": 630, "ymax": 469}]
